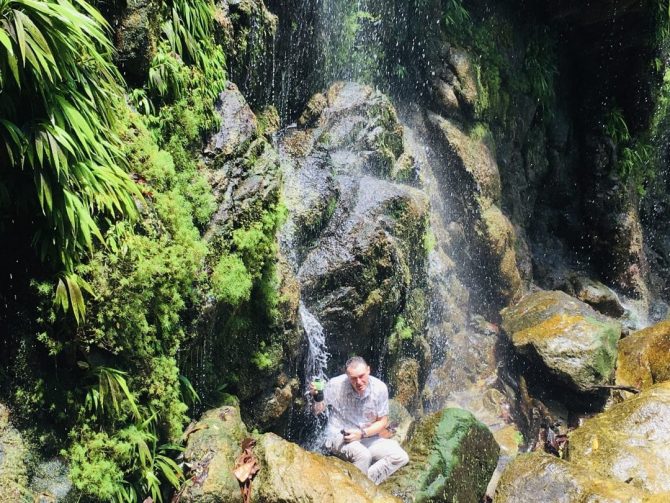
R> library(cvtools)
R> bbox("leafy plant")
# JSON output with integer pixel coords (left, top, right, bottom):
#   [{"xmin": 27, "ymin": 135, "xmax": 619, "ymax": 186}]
[{"xmin": 0, "ymin": 0, "xmax": 140, "ymax": 278}]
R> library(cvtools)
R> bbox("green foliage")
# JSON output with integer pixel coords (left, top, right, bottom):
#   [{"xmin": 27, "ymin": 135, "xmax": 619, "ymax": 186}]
[
  {"xmin": 440, "ymin": 2, "xmax": 557, "ymax": 122},
  {"xmin": 603, "ymin": 108, "xmax": 655, "ymax": 195},
  {"xmin": 0, "ymin": 0, "xmax": 140, "ymax": 276}
]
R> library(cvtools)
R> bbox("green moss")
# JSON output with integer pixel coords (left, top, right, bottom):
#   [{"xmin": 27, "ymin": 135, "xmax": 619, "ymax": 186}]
[{"xmin": 212, "ymin": 254, "xmax": 253, "ymax": 307}]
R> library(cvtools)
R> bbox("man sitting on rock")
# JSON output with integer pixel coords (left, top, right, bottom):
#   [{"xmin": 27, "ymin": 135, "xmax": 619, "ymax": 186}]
[{"xmin": 310, "ymin": 356, "xmax": 409, "ymax": 484}]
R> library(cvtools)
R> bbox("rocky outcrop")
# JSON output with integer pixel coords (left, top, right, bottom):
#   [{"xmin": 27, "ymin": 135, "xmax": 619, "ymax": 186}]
[
  {"xmin": 567, "ymin": 275, "xmax": 626, "ymax": 318},
  {"xmin": 214, "ymin": 0, "xmax": 278, "ymax": 108},
  {"xmin": 180, "ymin": 405, "xmax": 400, "ymax": 502},
  {"xmin": 0, "ymin": 404, "xmax": 29, "ymax": 502},
  {"xmin": 384, "ymin": 408, "xmax": 499, "ymax": 502},
  {"xmin": 106, "ymin": 0, "xmax": 160, "ymax": 86},
  {"xmin": 501, "ymin": 290, "xmax": 621, "ymax": 392},
  {"xmin": 616, "ymin": 321, "xmax": 670, "ymax": 391},
  {"xmin": 279, "ymin": 82, "xmax": 430, "ymax": 373}
]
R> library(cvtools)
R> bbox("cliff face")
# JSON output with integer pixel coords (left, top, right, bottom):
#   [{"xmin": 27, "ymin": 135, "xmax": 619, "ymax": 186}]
[{"xmin": 2, "ymin": 0, "xmax": 670, "ymax": 500}]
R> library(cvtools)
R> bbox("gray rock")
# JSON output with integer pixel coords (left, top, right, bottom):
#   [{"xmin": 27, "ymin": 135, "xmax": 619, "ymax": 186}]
[
  {"xmin": 204, "ymin": 82, "xmax": 258, "ymax": 161},
  {"xmin": 0, "ymin": 404, "xmax": 30, "ymax": 502}
]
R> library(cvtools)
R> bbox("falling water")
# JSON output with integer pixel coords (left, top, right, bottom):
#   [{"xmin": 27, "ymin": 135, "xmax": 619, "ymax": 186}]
[{"xmin": 300, "ymin": 301, "xmax": 330, "ymax": 383}]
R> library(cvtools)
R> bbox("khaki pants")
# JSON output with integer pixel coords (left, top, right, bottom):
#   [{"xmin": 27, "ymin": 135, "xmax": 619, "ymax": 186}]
[{"xmin": 332, "ymin": 436, "xmax": 409, "ymax": 484}]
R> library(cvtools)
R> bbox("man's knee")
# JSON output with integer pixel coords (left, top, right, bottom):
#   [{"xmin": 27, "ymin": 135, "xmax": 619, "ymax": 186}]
[{"xmin": 394, "ymin": 447, "xmax": 409, "ymax": 468}]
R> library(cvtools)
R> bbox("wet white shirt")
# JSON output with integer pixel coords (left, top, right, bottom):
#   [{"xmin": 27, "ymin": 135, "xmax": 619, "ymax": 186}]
[{"xmin": 323, "ymin": 374, "xmax": 389, "ymax": 444}]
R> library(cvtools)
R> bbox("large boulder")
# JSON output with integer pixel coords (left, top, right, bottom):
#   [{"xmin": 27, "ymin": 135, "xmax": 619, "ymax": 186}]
[
  {"xmin": 501, "ymin": 290, "xmax": 621, "ymax": 392},
  {"xmin": 254, "ymin": 434, "xmax": 399, "ymax": 503},
  {"xmin": 616, "ymin": 320, "xmax": 670, "ymax": 391},
  {"xmin": 0, "ymin": 404, "xmax": 29, "ymax": 502},
  {"xmin": 279, "ymin": 82, "xmax": 430, "ymax": 371},
  {"xmin": 568, "ymin": 382, "xmax": 670, "ymax": 493},
  {"xmin": 495, "ymin": 452, "xmax": 667, "ymax": 503},
  {"xmin": 384, "ymin": 408, "xmax": 499, "ymax": 502},
  {"xmin": 180, "ymin": 405, "xmax": 399, "ymax": 502}
]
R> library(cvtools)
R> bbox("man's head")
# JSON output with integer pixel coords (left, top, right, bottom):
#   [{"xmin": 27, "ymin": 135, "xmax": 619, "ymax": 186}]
[{"xmin": 345, "ymin": 356, "xmax": 370, "ymax": 396}]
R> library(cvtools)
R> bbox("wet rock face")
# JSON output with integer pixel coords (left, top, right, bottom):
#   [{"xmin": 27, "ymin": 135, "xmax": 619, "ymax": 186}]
[
  {"xmin": 426, "ymin": 112, "xmax": 522, "ymax": 308},
  {"xmin": 568, "ymin": 382, "xmax": 670, "ymax": 493},
  {"xmin": 214, "ymin": 0, "xmax": 278, "ymax": 109},
  {"xmin": 383, "ymin": 408, "xmax": 499, "ymax": 503},
  {"xmin": 616, "ymin": 321, "xmax": 670, "ymax": 391},
  {"xmin": 279, "ymin": 82, "xmax": 430, "ymax": 372},
  {"xmin": 501, "ymin": 290, "xmax": 621, "ymax": 392},
  {"xmin": 180, "ymin": 405, "xmax": 400, "ymax": 503}
]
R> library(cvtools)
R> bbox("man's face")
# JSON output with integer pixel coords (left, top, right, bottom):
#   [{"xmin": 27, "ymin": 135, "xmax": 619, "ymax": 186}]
[{"xmin": 346, "ymin": 363, "xmax": 370, "ymax": 396}]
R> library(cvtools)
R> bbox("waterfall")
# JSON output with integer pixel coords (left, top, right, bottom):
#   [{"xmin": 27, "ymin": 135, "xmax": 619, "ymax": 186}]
[{"xmin": 300, "ymin": 301, "xmax": 330, "ymax": 383}]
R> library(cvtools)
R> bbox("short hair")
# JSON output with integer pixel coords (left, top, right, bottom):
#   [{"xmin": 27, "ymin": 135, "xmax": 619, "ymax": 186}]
[{"xmin": 345, "ymin": 356, "xmax": 368, "ymax": 370}]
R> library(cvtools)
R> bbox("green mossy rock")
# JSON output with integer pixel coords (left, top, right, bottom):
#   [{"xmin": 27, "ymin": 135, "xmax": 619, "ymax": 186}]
[
  {"xmin": 254, "ymin": 434, "xmax": 400, "ymax": 503},
  {"xmin": 180, "ymin": 406, "xmax": 399, "ymax": 502},
  {"xmin": 616, "ymin": 320, "xmax": 670, "ymax": 391},
  {"xmin": 384, "ymin": 408, "xmax": 499, "ymax": 502},
  {"xmin": 180, "ymin": 406, "xmax": 249, "ymax": 502},
  {"xmin": 568, "ymin": 382, "xmax": 670, "ymax": 493},
  {"xmin": 501, "ymin": 290, "xmax": 621, "ymax": 392},
  {"xmin": 0, "ymin": 404, "xmax": 30, "ymax": 503},
  {"xmin": 495, "ymin": 452, "xmax": 668, "ymax": 503}
]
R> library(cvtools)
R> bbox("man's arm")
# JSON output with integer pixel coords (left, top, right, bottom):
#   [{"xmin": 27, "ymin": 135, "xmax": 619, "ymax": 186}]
[{"xmin": 343, "ymin": 415, "xmax": 388, "ymax": 442}]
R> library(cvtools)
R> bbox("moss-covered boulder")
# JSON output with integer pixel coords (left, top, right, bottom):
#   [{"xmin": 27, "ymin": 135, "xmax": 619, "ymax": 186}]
[
  {"xmin": 616, "ymin": 320, "xmax": 670, "ymax": 391},
  {"xmin": 180, "ymin": 406, "xmax": 250, "ymax": 501},
  {"xmin": 107, "ymin": 0, "xmax": 160, "ymax": 85},
  {"xmin": 254, "ymin": 434, "xmax": 400, "ymax": 503},
  {"xmin": 180, "ymin": 406, "xmax": 399, "ymax": 502},
  {"xmin": 0, "ymin": 404, "xmax": 30, "ymax": 502},
  {"xmin": 495, "ymin": 452, "xmax": 668, "ymax": 503},
  {"xmin": 501, "ymin": 290, "xmax": 621, "ymax": 392},
  {"xmin": 568, "ymin": 382, "xmax": 670, "ymax": 493},
  {"xmin": 384, "ymin": 408, "xmax": 499, "ymax": 502}
]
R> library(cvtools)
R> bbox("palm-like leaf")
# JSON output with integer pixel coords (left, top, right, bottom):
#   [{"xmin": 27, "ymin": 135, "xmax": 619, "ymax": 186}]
[{"xmin": 0, "ymin": 0, "xmax": 140, "ymax": 281}]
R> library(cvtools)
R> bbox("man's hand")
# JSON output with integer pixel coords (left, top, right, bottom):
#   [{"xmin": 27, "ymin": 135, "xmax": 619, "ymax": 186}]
[
  {"xmin": 309, "ymin": 382, "xmax": 326, "ymax": 414},
  {"xmin": 342, "ymin": 428, "xmax": 364, "ymax": 443}
]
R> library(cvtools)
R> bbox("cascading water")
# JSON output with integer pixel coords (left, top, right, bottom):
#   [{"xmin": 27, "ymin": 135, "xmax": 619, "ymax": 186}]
[{"xmin": 300, "ymin": 301, "xmax": 330, "ymax": 383}]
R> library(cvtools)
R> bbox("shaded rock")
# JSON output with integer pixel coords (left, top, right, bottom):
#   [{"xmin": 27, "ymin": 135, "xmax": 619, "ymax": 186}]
[
  {"xmin": 180, "ymin": 406, "xmax": 400, "ymax": 502},
  {"xmin": 616, "ymin": 320, "xmax": 670, "ymax": 391},
  {"xmin": 569, "ymin": 275, "xmax": 625, "ymax": 318},
  {"xmin": 0, "ymin": 404, "xmax": 30, "ymax": 502},
  {"xmin": 388, "ymin": 358, "xmax": 422, "ymax": 412},
  {"xmin": 428, "ymin": 115, "xmax": 500, "ymax": 203},
  {"xmin": 387, "ymin": 400, "xmax": 413, "ymax": 446},
  {"xmin": 109, "ymin": 0, "xmax": 159, "ymax": 85},
  {"xmin": 214, "ymin": 0, "xmax": 278, "ymax": 108},
  {"xmin": 298, "ymin": 93, "xmax": 328, "ymax": 127},
  {"xmin": 501, "ymin": 290, "xmax": 621, "ymax": 392},
  {"xmin": 447, "ymin": 47, "xmax": 478, "ymax": 114},
  {"xmin": 427, "ymin": 113, "xmax": 522, "ymax": 305},
  {"xmin": 568, "ymin": 382, "xmax": 670, "ymax": 494},
  {"xmin": 495, "ymin": 452, "xmax": 666, "ymax": 503},
  {"xmin": 204, "ymin": 82, "xmax": 258, "ymax": 160},
  {"xmin": 384, "ymin": 408, "xmax": 499, "ymax": 502}
]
